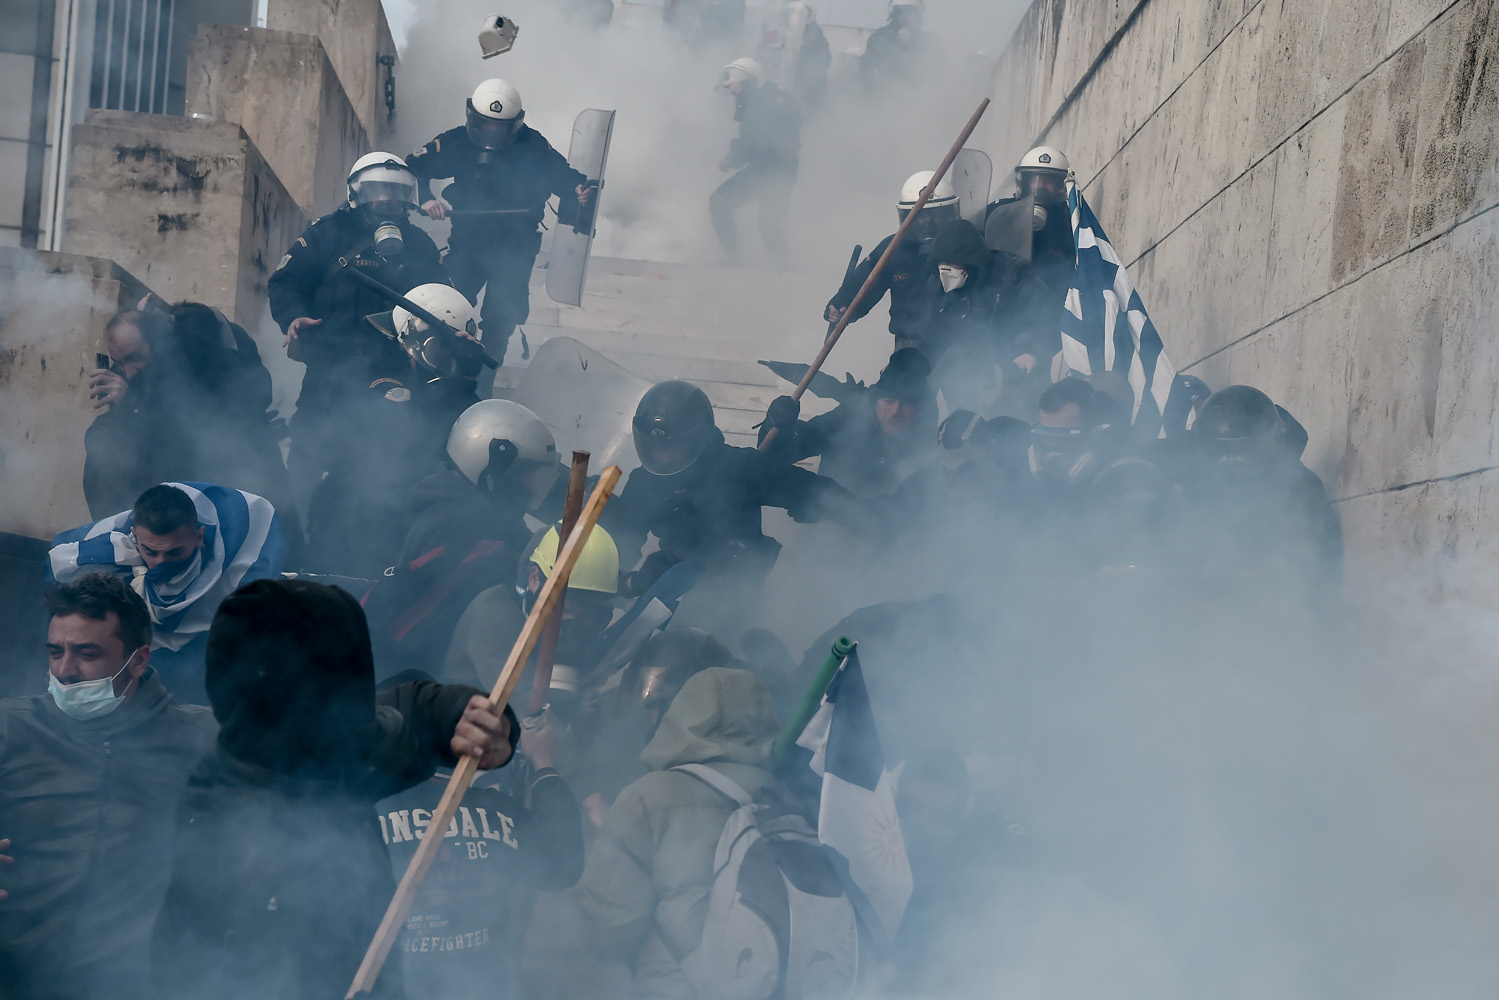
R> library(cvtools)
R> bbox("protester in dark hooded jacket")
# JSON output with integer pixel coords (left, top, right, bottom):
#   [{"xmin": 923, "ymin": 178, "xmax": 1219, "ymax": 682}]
[
  {"xmin": 151, "ymin": 579, "xmax": 516, "ymax": 1000},
  {"xmin": 83, "ymin": 304, "xmax": 300, "ymax": 553},
  {"xmin": 757, "ymin": 347, "xmax": 939, "ymax": 497},
  {"xmin": 925, "ymin": 220, "xmax": 1053, "ymax": 413}
]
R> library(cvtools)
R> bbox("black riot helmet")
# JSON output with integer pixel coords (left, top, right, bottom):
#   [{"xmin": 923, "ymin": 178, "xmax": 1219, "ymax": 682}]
[
  {"xmin": 624, "ymin": 627, "xmax": 736, "ymax": 718},
  {"xmin": 632, "ymin": 380, "xmax": 717, "ymax": 476},
  {"xmin": 1193, "ymin": 385, "xmax": 1284, "ymax": 469}
]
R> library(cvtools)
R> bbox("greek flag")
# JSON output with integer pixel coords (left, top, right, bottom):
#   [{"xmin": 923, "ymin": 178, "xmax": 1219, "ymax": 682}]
[
  {"xmin": 795, "ymin": 646, "xmax": 913, "ymax": 943},
  {"xmin": 47, "ymin": 482, "xmax": 285, "ymax": 650},
  {"xmin": 1059, "ymin": 181, "xmax": 1177, "ymax": 430}
]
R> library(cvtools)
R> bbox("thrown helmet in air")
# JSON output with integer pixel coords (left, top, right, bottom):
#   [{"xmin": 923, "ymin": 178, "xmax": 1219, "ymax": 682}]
[
  {"xmin": 632, "ymin": 381, "xmax": 717, "ymax": 476},
  {"xmin": 720, "ymin": 57, "xmax": 765, "ymax": 88},
  {"xmin": 478, "ymin": 15, "xmax": 519, "ymax": 59},
  {"xmin": 446, "ymin": 399, "xmax": 558, "ymax": 509}
]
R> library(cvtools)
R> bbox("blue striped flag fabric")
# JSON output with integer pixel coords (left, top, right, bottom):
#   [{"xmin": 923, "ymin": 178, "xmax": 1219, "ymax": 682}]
[
  {"xmin": 47, "ymin": 482, "xmax": 285, "ymax": 650},
  {"xmin": 1059, "ymin": 181, "xmax": 1178, "ymax": 432}
]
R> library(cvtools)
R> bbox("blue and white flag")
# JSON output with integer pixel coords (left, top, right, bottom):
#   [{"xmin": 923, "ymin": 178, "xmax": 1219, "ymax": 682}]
[
  {"xmin": 1059, "ymin": 181, "xmax": 1178, "ymax": 431},
  {"xmin": 47, "ymin": 482, "xmax": 285, "ymax": 650},
  {"xmin": 795, "ymin": 645, "xmax": 913, "ymax": 942}
]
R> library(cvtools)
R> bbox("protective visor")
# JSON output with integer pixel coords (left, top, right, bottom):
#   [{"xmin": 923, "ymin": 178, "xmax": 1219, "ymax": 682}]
[
  {"xmin": 348, "ymin": 163, "xmax": 418, "ymax": 208},
  {"xmin": 466, "ymin": 105, "xmax": 524, "ymax": 151}
]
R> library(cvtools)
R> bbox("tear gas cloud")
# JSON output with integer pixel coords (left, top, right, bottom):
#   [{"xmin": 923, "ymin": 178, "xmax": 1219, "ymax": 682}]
[{"xmin": 372, "ymin": 4, "xmax": 1499, "ymax": 999}]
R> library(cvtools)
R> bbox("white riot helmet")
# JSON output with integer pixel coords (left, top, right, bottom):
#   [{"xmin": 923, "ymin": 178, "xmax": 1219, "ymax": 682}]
[
  {"xmin": 466, "ymin": 79, "xmax": 525, "ymax": 152},
  {"xmin": 446, "ymin": 399, "xmax": 558, "ymax": 510},
  {"xmin": 391, "ymin": 283, "xmax": 485, "ymax": 379},
  {"xmin": 478, "ymin": 15, "xmax": 519, "ymax": 59},
  {"xmin": 720, "ymin": 57, "xmax": 765, "ymax": 89},
  {"xmin": 897, "ymin": 170, "xmax": 961, "ymax": 245},
  {"xmin": 890, "ymin": 0, "xmax": 924, "ymax": 20},
  {"xmin": 346, "ymin": 152, "xmax": 419, "ymax": 210},
  {"xmin": 1015, "ymin": 145, "xmax": 1072, "ymax": 205}
]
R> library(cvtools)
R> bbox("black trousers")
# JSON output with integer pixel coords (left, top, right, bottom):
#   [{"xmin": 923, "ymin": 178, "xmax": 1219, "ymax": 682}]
[{"xmin": 709, "ymin": 165, "xmax": 795, "ymax": 258}]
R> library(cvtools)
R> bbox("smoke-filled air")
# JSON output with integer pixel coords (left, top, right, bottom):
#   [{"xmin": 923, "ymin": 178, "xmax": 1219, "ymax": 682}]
[{"xmin": 4, "ymin": 2, "xmax": 1499, "ymax": 1000}]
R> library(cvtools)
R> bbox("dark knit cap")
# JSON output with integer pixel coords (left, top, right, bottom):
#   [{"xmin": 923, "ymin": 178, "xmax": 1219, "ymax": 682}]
[
  {"xmin": 929, "ymin": 219, "xmax": 993, "ymax": 274},
  {"xmin": 871, "ymin": 347, "xmax": 935, "ymax": 405},
  {"xmin": 205, "ymin": 578, "xmax": 379, "ymax": 778}
]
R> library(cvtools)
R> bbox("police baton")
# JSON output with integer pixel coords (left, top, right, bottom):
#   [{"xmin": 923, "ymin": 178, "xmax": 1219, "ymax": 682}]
[
  {"xmin": 827, "ymin": 244, "xmax": 862, "ymax": 338},
  {"xmin": 760, "ymin": 97, "xmax": 991, "ymax": 452}
]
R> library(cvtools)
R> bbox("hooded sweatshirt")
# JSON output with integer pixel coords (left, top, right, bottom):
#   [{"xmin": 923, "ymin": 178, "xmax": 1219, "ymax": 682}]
[
  {"xmin": 578, "ymin": 668, "xmax": 783, "ymax": 1000},
  {"xmin": 150, "ymin": 580, "xmax": 487, "ymax": 1000}
]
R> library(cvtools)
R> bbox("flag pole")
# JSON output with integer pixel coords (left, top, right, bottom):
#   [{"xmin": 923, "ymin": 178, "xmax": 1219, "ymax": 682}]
[
  {"xmin": 759, "ymin": 96, "xmax": 990, "ymax": 452},
  {"xmin": 773, "ymin": 636, "xmax": 854, "ymax": 759}
]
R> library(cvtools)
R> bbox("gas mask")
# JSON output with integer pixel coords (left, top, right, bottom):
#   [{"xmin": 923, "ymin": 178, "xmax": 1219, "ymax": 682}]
[
  {"xmin": 49, "ymin": 651, "xmax": 139, "ymax": 720},
  {"xmin": 1029, "ymin": 425, "xmax": 1100, "ymax": 487},
  {"xmin": 938, "ymin": 264, "xmax": 968, "ymax": 293},
  {"xmin": 374, "ymin": 222, "xmax": 404, "ymax": 261},
  {"xmin": 1032, "ymin": 204, "xmax": 1048, "ymax": 231}
]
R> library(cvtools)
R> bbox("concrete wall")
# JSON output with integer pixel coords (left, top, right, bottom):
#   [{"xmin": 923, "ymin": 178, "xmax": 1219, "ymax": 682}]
[
  {"xmin": 62, "ymin": 110, "xmax": 306, "ymax": 328},
  {"xmin": 988, "ymin": 0, "xmax": 1499, "ymax": 598},
  {"xmin": 265, "ymin": 0, "xmax": 397, "ymax": 144},
  {"xmin": 185, "ymin": 26, "xmax": 370, "ymax": 219},
  {"xmin": 0, "ymin": 248, "xmax": 151, "ymax": 538}
]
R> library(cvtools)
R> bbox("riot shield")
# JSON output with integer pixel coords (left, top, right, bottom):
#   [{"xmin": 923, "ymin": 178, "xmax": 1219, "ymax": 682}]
[
  {"xmin": 510, "ymin": 335, "xmax": 648, "ymax": 472},
  {"xmin": 984, "ymin": 194, "xmax": 1036, "ymax": 261},
  {"xmin": 951, "ymin": 147, "xmax": 993, "ymax": 227},
  {"xmin": 546, "ymin": 109, "xmax": 616, "ymax": 307}
]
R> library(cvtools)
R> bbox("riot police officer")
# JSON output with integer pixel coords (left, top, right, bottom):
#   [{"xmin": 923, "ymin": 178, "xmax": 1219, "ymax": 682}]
[
  {"xmin": 823, "ymin": 170, "xmax": 958, "ymax": 351},
  {"xmin": 269, "ymin": 151, "xmax": 450, "ymax": 515},
  {"xmin": 710, "ymin": 58, "xmax": 802, "ymax": 262},
  {"xmin": 408, "ymin": 79, "xmax": 594, "ymax": 363}
]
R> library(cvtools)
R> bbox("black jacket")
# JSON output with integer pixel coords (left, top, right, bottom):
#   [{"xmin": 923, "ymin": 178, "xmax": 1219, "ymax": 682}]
[
  {"xmin": 0, "ymin": 670, "xmax": 217, "ymax": 1000},
  {"xmin": 150, "ymin": 679, "xmax": 485, "ymax": 1000},
  {"xmin": 826, "ymin": 234, "xmax": 936, "ymax": 342},
  {"xmin": 268, "ymin": 206, "xmax": 448, "ymax": 418},
  {"xmin": 407, "ymin": 126, "xmax": 586, "ymax": 249},
  {"xmin": 726, "ymin": 83, "xmax": 801, "ymax": 173},
  {"xmin": 606, "ymin": 435, "xmax": 852, "ymax": 571},
  {"xmin": 758, "ymin": 391, "xmax": 936, "ymax": 498},
  {"xmin": 378, "ymin": 769, "xmax": 583, "ymax": 996}
]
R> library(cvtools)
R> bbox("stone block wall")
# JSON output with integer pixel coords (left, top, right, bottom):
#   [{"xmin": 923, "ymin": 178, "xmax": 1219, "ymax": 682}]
[
  {"xmin": 186, "ymin": 26, "xmax": 370, "ymax": 219},
  {"xmin": 265, "ymin": 0, "xmax": 397, "ymax": 144},
  {"xmin": 0, "ymin": 248, "xmax": 151, "ymax": 538},
  {"xmin": 989, "ymin": 0, "xmax": 1499, "ymax": 598}
]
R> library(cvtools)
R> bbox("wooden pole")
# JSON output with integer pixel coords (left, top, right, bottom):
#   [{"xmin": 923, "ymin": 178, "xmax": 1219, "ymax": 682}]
[
  {"xmin": 759, "ymin": 97, "xmax": 991, "ymax": 451},
  {"xmin": 346, "ymin": 466, "xmax": 623, "ymax": 998},
  {"xmin": 528, "ymin": 450, "xmax": 591, "ymax": 716}
]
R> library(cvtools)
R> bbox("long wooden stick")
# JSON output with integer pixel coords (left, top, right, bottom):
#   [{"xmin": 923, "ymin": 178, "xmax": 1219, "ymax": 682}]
[
  {"xmin": 529, "ymin": 450, "xmax": 591, "ymax": 716},
  {"xmin": 347, "ymin": 465, "xmax": 623, "ymax": 998},
  {"xmin": 759, "ymin": 97, "xmax": 991, "ymax": 450}
]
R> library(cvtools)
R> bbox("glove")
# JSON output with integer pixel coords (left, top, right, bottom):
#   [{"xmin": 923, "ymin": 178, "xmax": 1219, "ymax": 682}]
[{"xmin": 765, "ymin": 395, "xmax": 800, "ymax": 428}]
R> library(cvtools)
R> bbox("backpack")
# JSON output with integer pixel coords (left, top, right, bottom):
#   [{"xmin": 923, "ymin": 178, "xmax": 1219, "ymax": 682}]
[{"xmin": 672, "ymin": 763, "xmax": 859, "ymax": 1000}]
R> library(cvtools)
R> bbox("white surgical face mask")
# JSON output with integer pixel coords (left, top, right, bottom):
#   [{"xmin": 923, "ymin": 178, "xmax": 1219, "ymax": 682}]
[
  {"xmin": 48, "ymin": 652, "xmax": 138, "ymax": 721},
  {"xmin": 938, "ymin": 264, "xmax": 968, "ymax": 293}
]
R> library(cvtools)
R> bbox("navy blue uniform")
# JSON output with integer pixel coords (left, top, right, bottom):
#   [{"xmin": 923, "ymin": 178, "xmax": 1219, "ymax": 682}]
[
  {"xmin": 826, "ymin": 234, "xmax": 936, "ymax": 348},
  {"xmin": 268, "ymin": 206, "xmax": 449, "ymax": 505},
  {"xmin": 407, "ymin": 126, "xmax": 587, "ymax": 358}
]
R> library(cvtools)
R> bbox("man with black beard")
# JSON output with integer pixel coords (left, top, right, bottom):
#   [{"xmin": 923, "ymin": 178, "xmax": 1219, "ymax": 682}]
[{"xmin": 269, "ymin": 151, "xmax": 450, "ymax": 514}]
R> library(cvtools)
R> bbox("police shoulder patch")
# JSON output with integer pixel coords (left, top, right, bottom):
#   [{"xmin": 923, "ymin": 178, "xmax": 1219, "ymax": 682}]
[
  {"xmin": 385, "ymin": 387, "xmax": 412, "ymax": 403},
  {"xmin": 275, "ymin": 253, "xmax": 292, "ymax": 271}
]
